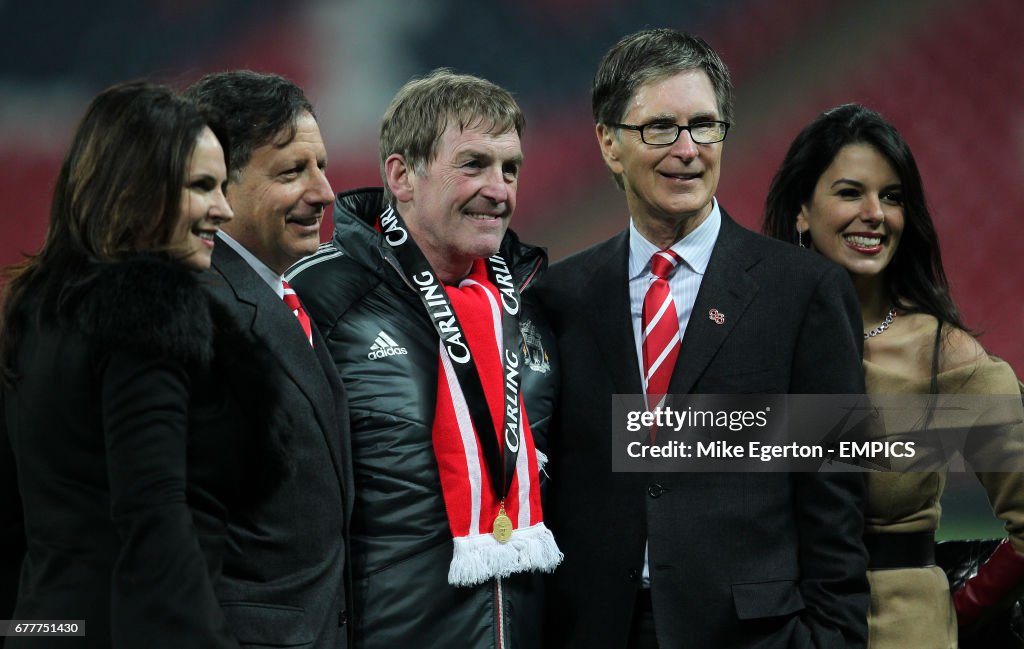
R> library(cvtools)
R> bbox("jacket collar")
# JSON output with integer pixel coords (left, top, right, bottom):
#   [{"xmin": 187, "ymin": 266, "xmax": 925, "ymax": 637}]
[
  {"xmin": 578, "ymin": 209, "xmax": 762, "ymax": 396},
  {"xmin": 668, "ymin": 211, "xmax": 761, "ymax": 395},
  {"xmin": 209, "ymin": 240, "xmax": 346, "ymax": 477},
  {"xmin": 332, "ymin": 187, "xmax": 547, "ymax": 291},
  {"xmin": 580, "ymin": 230, "xmax": 642, "ymax": 396}
]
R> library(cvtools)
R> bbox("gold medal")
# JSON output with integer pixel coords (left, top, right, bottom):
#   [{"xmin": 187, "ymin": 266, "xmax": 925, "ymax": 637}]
[{"xmin": 492, "ymin": 502, "xmax": 513, "ymax": 544}]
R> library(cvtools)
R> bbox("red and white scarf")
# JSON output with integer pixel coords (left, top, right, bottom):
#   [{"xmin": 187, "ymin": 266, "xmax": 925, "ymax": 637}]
[{"xmin": 432, "ymin": 259, "xmax": 562, "ymax": 586}]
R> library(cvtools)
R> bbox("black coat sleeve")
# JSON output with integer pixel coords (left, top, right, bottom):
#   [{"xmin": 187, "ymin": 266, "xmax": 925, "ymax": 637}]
[
  {"xmin": 789, "ymin": 263, "xmax": 870, "ymax": 649},
  {"xmin": 101, "ymin": 349, "xmax": 239, "ymax": 649}
]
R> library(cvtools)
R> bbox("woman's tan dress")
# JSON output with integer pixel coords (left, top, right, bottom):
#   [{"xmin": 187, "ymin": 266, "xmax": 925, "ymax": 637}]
[{"xmin": 863, "ymin": 356, "xmax": 1024, "ymax": 649}]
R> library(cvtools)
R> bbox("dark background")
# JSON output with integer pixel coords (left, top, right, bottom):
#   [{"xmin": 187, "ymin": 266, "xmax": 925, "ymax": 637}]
[{"xmin": 1, "ymin": 0, "xmax": 1019, "ymax": 537}]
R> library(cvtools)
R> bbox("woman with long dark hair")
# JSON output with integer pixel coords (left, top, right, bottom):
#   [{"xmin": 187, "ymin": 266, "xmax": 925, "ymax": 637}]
[
  {"xmin": 1, "ymin": 81, "xmax": 285, "ymax": 647},
  {"xmin": 763, "ymin": 103, "xmax": 1024, "ymax": 649}
]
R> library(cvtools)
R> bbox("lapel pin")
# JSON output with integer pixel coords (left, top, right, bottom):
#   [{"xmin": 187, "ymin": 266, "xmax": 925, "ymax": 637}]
[{"xmin": 708, "ymin": 309, "xmax": 725, "ymax": 325}]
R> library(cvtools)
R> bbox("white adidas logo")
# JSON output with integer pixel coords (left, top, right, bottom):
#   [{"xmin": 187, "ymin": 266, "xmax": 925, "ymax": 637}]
[{"xmin": 367, "ymin": 331, "xmax": 408, "ymax": 360}]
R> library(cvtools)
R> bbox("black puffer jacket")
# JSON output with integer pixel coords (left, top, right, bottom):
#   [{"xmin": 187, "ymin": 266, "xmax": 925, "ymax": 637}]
[{"xmin": 288, "ymin": 188, "xmax": 558, "ymax": 649}]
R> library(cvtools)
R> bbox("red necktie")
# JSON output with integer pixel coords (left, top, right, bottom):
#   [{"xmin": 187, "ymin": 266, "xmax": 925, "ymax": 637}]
[
  {"xmin": 282, "ymin": 280, "xmax": 313, "ymax": 348},
  {"xmin": 642, "ymin": 250, "xmax": 682, "ymax": 419}
]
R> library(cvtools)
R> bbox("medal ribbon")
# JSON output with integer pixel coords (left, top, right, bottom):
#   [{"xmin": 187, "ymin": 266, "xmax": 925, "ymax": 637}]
[{"xmin": 379, "ymin": 205, "xmax": 525, "ymax": 501}]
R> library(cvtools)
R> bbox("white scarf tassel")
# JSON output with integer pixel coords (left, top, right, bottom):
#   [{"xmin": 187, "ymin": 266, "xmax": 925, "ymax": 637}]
[{"xmin": 448, "ymin": 522, "xmax": 564, "ymax": 587}]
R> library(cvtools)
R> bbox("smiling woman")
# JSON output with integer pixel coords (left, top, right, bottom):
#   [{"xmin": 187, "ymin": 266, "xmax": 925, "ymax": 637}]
[
  {"xmin": 763, "ymin": 103, "xmax": 1024, "ymax": 649},
  {"xmin": 796, "ymin": 142, "xmax": 905, "ymax": 282},
  {"xmin": 174, "ymin": 126, "xmax": 233, "ymax": 270},
  {"xmin": 0, "ymin": 81, "xmax": 285, "ymax": 648}
]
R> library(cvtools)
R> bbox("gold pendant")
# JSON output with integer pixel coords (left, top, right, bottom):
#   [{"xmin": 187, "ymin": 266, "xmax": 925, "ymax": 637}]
[{"xmin": 492, "ymin": 502, "xmax": 513, "ymax": 544}]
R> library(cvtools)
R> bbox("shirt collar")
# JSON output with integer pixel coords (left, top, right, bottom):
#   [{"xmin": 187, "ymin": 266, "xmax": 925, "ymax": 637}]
[
  {"xmin": 216, "ymin": 230, "xmax": 285, "ymax": 297},
  {"xmin": 628, "ymin": 198, "xmax": 721, "ymax": 280}
]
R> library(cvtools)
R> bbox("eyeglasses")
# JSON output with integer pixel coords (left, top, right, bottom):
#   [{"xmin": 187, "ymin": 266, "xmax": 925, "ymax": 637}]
[{"xmin": 609, "ymin": 120, "xmax": 730, "ymax": 145}]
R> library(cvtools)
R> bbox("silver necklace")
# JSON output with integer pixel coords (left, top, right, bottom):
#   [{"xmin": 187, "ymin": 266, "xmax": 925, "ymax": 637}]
[{"xmin": 864, "ymin": 306, "xmax": 896, "ymax": 339}]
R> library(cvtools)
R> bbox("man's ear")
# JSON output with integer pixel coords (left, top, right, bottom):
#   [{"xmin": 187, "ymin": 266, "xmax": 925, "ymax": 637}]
[
  {"xmin": 596, "ymin": 123, "xmax": 624, "ymax": 175},
  {"xmin": 384, "ymin": 154, "xmax": 414, "ymax": 203}
]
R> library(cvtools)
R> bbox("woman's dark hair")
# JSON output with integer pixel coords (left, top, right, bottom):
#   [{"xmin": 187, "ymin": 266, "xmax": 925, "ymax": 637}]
[
  {"xmin": 0, "ymin": 80, "xmax": 224, "ymax": 384},
  {"xmin": 762, "ymin": 103, "xmax": 965, "ymax": 333}
]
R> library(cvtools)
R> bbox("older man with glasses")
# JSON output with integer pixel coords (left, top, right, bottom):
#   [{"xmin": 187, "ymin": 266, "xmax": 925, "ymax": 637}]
[{"xmin": 536, "ymin": 29, "xmax": 871, "ymax": 649}]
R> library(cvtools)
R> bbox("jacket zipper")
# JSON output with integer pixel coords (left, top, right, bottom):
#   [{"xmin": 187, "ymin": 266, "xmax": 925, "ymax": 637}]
[
  {"xmin": 384, "ymin": 256, "xmax": 417, "ymax": 293},
  {"xmin": 495, "ymin": 577, "xmax": 506, "ymax": 649},
  {"xmin": 386, "ymin": 243, "xmax": 522, "ymax": 649},
  {"xmin": 518, "ymin": 255, "xmax": 544, "ymax": 293}
]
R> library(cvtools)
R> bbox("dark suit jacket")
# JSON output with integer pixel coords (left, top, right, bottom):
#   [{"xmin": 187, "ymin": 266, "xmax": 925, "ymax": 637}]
[
  {"xmin": 205, "ymin": 243, "xmax": 354, "ymax": 649},
  {"xmin": 537, "ymin": 212, "xmax": 870, "ymax": 649}
]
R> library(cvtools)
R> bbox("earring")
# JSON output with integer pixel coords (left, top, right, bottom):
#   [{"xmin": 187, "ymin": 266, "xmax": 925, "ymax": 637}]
[{"xmin": 797, "ymin": 230, "xmax": 807, "ymax": 248}]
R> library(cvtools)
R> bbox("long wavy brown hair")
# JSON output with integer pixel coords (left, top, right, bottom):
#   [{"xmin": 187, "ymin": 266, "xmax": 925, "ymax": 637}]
[{"xmin": 0, "ymin": 80, "xmax": 225, "ymax": 385}]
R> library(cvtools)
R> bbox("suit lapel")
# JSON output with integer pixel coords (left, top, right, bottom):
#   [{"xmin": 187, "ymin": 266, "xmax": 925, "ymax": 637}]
[
  {"xmin": 580, "ymin": 231, "xmax": 644, "ymax": 396},
  {"xmin": 211, "ymin": 245, "xmax": 346, "ymax": 488},
  {"xmin": 668, "ymin": 212, "xmax": 760, "ymax": 395}
]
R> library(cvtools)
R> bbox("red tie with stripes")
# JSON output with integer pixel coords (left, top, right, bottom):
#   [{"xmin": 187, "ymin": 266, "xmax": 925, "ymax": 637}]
[
  {"xmin": 282, "ymin": 280, "xmax": 313, "ymax": 348},
  {"xmin": 642, "ymin": 250, "xmax": 682, "ymax": 423}
]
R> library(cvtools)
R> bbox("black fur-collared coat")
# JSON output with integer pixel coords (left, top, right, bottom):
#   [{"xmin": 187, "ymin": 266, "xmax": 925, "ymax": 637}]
[{"xmin": 1, "ymin": 255, "xmax": 287, "ymax": 648}]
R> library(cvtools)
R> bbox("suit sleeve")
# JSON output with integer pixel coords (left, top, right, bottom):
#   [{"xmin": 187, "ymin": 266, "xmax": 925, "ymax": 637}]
[
  {"xmin": 789, "ymin": 264, "xmax": 870, "ymax": 649},
  {"xmin": 0, "ymin": 388, "xmax": 25, "ymax": 618},
  {"xmin": 101, "ymin": 350, "xmax": 239, "ymax": 649}
]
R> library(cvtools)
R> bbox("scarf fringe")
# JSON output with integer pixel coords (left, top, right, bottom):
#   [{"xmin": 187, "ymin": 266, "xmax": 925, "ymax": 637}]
[
  {"xmin": 535, "ymin": 449, "xmax": 549, "ymax": 473},
  {"xmin": 448, "ymin": 522, "xmax": 563, "ymax": 587}
]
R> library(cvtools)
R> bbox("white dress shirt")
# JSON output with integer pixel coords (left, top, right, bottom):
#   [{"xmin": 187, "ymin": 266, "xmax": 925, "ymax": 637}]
[
  {"xmin": 627, "ymin": 199, "xmax": 721, "ymax": 586},
  {"xmin": 217, "ymin": 231, "xmax": 285, "ymax": 298}
]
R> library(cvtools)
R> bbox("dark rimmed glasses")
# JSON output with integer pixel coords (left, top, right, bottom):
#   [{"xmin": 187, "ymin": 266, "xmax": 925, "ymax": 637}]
[{"xmin": 609, "ymin": 120, "xmax": 730, "ymax": 145}]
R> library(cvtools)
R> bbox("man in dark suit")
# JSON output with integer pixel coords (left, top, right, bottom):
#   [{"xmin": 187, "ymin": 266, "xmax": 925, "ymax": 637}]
[
  {"xmin": 537, "ymin": 30, "xmax": 869, "ymax": 648},
  {"xmin": 184, "ymin": 72, "xmax": 353, "ymax": 649}
]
